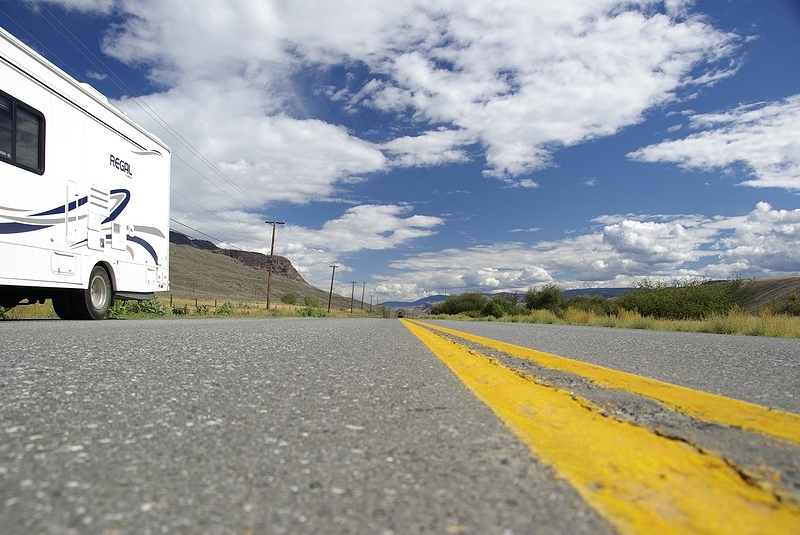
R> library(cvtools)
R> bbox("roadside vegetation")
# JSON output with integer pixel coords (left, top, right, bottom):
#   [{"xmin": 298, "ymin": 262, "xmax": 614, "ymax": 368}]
[
  {"xmin": 426, "ymin": 279, "xmax": 800, "ymax": 338},
  {"xmin": 3, "ymin": 279, "xmax": 799, "ymax": 337},
  {"xmin": 0, "ymin": 294, "xmax": 389, "ymax": 320}
]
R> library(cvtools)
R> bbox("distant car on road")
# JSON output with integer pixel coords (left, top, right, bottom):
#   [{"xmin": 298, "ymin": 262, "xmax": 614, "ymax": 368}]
[{"xmin": 397, "ymin": 310, "xmax": 405, "ymax": 318}]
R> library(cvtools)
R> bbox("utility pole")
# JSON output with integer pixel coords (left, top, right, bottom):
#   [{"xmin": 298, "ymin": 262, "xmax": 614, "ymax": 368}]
[
  {"xmin": 360, "ymin": 282, "xmax": 366, "ymax": 310},
  {"xmin": 264, "ymin": 219, "xmax": 285, "ymax": 310},
  {"xmin": 327, "ymin": 265, "xmax": 337, "ymax": 312},
  {"xmin": 350, "ymin": 281, "xmax": 356, "ymax": 313}
]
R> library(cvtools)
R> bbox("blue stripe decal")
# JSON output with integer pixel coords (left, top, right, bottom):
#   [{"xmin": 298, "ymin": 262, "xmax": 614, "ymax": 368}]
[
  {"xmin": 104, "ymin": 189, "xmax": 130, "ymax": 224},
  {"xmin": 0, "ymin": 222, "xmax": 52, "ymax": 234},
  {"xmin": 32, "ymin": 197, "xmax": 88, "ymax": 217},
  {"xmin": 128, "ymin": 235, "xmax": 159, "ymax": 265}
]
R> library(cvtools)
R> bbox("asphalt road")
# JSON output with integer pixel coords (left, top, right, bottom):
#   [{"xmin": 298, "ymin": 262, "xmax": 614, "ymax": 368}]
[
  {"xmin": 424, "ymin": 319, "xmax": 800, "ymax": 413},
  {"xmin": 1, "ymin": 318, "xmax": 798, "ymax": 534}
]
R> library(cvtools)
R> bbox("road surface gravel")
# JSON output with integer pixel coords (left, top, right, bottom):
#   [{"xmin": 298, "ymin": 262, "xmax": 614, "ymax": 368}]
[{"xmin": 1, "ymin": 317, "xmax": 614, "ymax": 535}]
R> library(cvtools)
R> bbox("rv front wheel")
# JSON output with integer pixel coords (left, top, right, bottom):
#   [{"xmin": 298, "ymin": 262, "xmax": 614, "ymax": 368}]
[{"xmin": 72, "ymin": 265, "xmax": 114, "ymax": 320}]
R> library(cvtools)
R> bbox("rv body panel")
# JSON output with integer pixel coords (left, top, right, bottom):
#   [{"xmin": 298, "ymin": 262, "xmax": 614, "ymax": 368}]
[{"xmin": 0, "ymin": 26, "xmax": 171, "ymax": 316}]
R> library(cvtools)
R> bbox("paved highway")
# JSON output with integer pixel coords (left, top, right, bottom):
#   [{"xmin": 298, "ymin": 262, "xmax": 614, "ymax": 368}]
[
  {"xmin": 423, "ymin": 319, "xmax": 800, "ymax": 413},
  {"xmin": 1, "ymin": 318, "xmax": 798, "ymax": 534}
]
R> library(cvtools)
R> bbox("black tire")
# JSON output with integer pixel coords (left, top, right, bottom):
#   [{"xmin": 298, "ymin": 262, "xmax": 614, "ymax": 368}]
[{"xmin": 71, "ymin": 265, "xmax": 114, "ymax": 320}]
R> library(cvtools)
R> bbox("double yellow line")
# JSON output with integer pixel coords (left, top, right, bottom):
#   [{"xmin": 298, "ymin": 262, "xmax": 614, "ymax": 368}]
[{"xmin": 402, "ymin": 319, "xmax": 800, "ymax": 535}]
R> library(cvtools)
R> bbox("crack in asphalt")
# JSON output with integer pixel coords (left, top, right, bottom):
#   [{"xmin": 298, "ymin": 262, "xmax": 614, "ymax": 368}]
[{"xmin": 434, "ymin": 330, "xmax": 800, "ymax": 507}]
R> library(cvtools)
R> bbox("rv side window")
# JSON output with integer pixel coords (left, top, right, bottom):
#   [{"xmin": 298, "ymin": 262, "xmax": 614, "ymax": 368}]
[{"xmin": 0, "ymin": 91, "xmax": 44, "ymax": 174}]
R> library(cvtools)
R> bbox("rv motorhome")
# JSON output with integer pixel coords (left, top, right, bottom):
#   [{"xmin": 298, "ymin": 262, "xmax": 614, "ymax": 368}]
[{"xmin": 0, "ymin": 26, "xmax": 170, "ymax": 319}]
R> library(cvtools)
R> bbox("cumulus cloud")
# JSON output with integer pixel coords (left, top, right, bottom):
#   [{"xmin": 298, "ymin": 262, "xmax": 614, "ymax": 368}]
[
  {"xmin": 373, "ymin": 203, "xmax": 800, "ymax": 300},
  {"xmin": 48, "ymin": 0, "xmax": 737, "ymax": 190},
  {"xmin": 717, "ymin": 202, "xmax": 800, "ymax": 272},
  {"xmin": 291, "ymin": 204, "xmax": 445, "ymax": 253},
  {"xmin": 628, "ymin": 95, "xmax": 800, "ymax": 190},
  {"xmin": 379, "ymin": 128, "xmax": 475, "ymax": 167}
]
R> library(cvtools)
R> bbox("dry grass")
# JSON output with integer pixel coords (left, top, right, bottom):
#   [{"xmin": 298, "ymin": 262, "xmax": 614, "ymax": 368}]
[
  {"xmin": 498, "ymin": 308, "xmax": 800, "ymax": 338},
  {"xmin": 0, "ymin": 295, "xmax": 379, "ymax": 320}
]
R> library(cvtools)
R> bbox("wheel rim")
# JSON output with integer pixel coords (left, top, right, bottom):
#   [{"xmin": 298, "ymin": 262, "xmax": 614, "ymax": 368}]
[{"xmin": 90, "ymin": 273, "xmax": 108, "ymax": 310}]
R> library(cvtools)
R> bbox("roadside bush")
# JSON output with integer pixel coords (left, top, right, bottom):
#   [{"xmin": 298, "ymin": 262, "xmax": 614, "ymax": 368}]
[
  {"xmin": 614, "ymin": 278, "xmax": 754, "ymax": 320},
  {"xmin": 0, "ymin": 306, "xmax": 11, "ymax": 319},
  {"xmin": 172, "ymin": 304, "xmax": 189, "ymax": 315},
  {"xmin": 109, "ymin": 299, "xmax": 169, "ymax": 317},
  {"xmin": 431, "ymin": 292, "xmax": 488, "ymax": 315},
  {"xmin": 526, "ymin": 283, "xmax": 565, "ymax": 312},
  {"xmin": 565, "ymin": 294, "xmax": 618, "ymax": 316},
  {"xmin": 773, "ymin": 292, "xmax": 800, "ymax": 316},
  {"xmin": 134, "ymin": 299, "xmax": 169, "ymax": 315},
  {"xmin": 194, "ymin": 304, "xmax": 209, "ymax": 316},
  {"xmin": 297, "ymin": 306, "xmax": 327, "ymax": 317},
  {"xmin": 481, "ymin": 296, "xmax": 518, "ymax": 318},
  {"xmin": 304, "ymin": 295, "xmax": 321, "ymax": 307},
  {"xmin": 281, "ymin": 293, "xmax": 297, "ymax": 305},
  {"xmin": 214, "ymin": 301, "xmax": 234, "ymax": 316}
]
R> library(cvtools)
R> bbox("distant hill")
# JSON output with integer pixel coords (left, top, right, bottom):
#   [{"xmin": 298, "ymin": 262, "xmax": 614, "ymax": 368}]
[
  {"xmin": 381, "ymin": 288, "xmax": 630, "ymax": 311},
  {"xmin": 165, "ymin": 231, "xmax": 355, "ymax": 309},
  {"xmin": 380, "ymin": 295, "xmax": 448, "ymax": 309},
  {"xmin": 380, "ymin": 279, "xmax": 800, "ymax": 314},
  {"xmin": 165, "ymin": 232, "xmax": 799, "ymax": 313}
]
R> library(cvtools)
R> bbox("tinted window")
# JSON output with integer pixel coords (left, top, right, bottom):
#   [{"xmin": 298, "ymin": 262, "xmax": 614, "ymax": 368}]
[
  {"xmin": 0, "ymin": 96, "xmax": 11, "ymax": 160},
  {"xmin": 0, "ymin": 91, "xmax": 44, "ymax": 173},
  {"xmin": 15, "ymin": 107, "xmax": 41, "ymax": 169}
]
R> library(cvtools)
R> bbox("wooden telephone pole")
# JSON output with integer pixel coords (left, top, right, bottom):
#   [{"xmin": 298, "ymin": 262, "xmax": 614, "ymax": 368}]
[
  {"xmin": 327, "ymin": 265, "xmax": 337, "ymax": 312},
  {"xmin": 265, "ymin": 219, "xmax": 285, "ymax": 309}
]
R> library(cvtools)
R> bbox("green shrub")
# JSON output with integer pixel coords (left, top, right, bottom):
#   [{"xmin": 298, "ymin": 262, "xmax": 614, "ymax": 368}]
[
  {"xmin": 526, "ymin": 283, "xmax": 565, "ymax": 312},
  {"xmin": 194, "ymin": 304, "xmax": 209, "ymax": 316},
  {"xmin": 172, "ymin": 304, "xmax": 189, "ymax": 315},
  {"xmin": 565, "ymin": 294, "xmax": 618, "ymax": 316},
  {"xmin": 136, "ymin": 299, "xmax": 169, "ymax": 315},
  {"xmin": 297, "ymin": 306, "xmax": 327, "ymax": 317},
  {"xmin": 108, "ymin": 299, "xmax": 169, "ymax": 317},
  {"xmin": 773, "ymin": 292, "xmax": 800, "ymax": 316},
  {"xmin": 303, "ymin": 295, "xmax": 321, "ymax": 307},
  {"xmin": 0, "ymin": 306, "xmax": 11, "ymax": 320},
  {"xmin": 281, "ymin": 293, "xmax": 298, "ymax": 305},
  {"xmin": 482, "ymin": 296, "xmax": 516, "ymax": 318},
  {"xmin": 614, "ymin": 278, "xmax": 754, "ymax": 320},
  {"xmin": 431, "ymin": 292, "xmax": 488, "ymax": 315},
  {"xmin": 214, "ymin": 301, "xmax": 234, "ymax": 316}
]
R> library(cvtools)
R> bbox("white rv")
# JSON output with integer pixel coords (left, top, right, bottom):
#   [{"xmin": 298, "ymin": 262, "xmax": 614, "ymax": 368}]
[{"xmin": 0, "ymin": 26, "xmax": 170, "ymax": 319}]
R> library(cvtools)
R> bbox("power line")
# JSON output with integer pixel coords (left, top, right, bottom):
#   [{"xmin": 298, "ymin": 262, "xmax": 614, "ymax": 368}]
[
  {"xmin": 169, "ymin": 219, "xmax": 229, "ymax": 245},
  {"xmin": 18, "ymin": 0, "xmax": 275, "ymax": 217},
  {"xmin": 5, "ymin": 5, "xmax": 347, "ymax": 275}
]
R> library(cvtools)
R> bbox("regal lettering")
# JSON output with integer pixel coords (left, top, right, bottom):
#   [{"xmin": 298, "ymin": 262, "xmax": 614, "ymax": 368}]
[{"xmin": 109, "ymin": 154, "xmax": 133, "ymax": 177}]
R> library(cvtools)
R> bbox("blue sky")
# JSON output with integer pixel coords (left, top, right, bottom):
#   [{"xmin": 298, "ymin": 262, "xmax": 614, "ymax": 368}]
[{"xmin": 2, "ymin": 0, "xmax": 799, "ymax": 302}]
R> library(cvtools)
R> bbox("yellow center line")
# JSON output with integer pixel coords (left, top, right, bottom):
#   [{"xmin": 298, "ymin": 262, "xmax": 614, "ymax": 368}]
[
  {"xmin": 406, "ymin": 319, "xmax": 800, "ymax": 446},
  {"xmin": 401, "ymin": 319, "xmax": 800, "ymax": 535}
]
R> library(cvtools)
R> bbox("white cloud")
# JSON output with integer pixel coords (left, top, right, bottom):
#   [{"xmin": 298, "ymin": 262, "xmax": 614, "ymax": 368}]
[
  {"xmin": 115, "ymin": 81, "xmax": 387, "ymax": 209},
  {"xmin": 50, "ymin": 0, "xmax": 737, "ymax": 189},
  {"xmin": 717, "ymin": 202, "xmax": 800, "ymax": 272},
  {"xmin": 372, "ymin": 203, "xmax": 800, "ymax": 300},
  {"xmin": 166, "ymin": 203, "xmax": 445, "ymax": 289},
  {"xmin": 380, "ymin": 128, "xmax": 475, "ymax": 167},
  {"xmin": 290, "ymin": 204, "xmax": 445, "ymax": 254},
  {"xmin": 629, "ymin": 95, "xmax": 800, "ymax": 190}
]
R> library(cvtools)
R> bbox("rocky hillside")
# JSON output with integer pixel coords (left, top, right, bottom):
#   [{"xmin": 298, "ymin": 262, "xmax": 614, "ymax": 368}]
[
  {"xmin": 166, "ymin": 232, "xmax": 353, "ymax": 309},
  {"xmin": 169, "ymin": 231, "xmax": 305, "ymax": 283}
]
